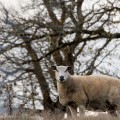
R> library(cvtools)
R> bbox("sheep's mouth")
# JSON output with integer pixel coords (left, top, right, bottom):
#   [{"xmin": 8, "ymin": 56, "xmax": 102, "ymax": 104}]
[
  {"xmin": 59, "ymin": 79, "xmax": 65, "ymax": 82},
  {"xmin": 59, "ymin": 78, "xmax": 65, "ymax": 82}
]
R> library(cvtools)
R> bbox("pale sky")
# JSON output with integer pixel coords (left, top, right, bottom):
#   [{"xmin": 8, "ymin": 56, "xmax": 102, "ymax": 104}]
[
  {"xmin": 0, "ymin": 0, "xmax": 36, "ymax": 18},
  {"xmin": 0, "ymin": 0, "xmax": 20, "ymax": 8},
  {"xmin": 0, "ymin": 0, "xmax": 30, "ymax": 11}
]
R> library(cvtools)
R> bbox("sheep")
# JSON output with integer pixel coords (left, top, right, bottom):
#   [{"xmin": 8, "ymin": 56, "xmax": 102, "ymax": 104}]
[{"xmin": 51, "ymin": 65, "xmax": 120, "ymax": 119}]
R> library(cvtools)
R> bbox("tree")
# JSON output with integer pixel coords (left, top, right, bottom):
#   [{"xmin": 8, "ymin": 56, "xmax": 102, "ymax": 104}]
[{"xmin": 0, "ymin": 0, "xmax": 120, "ymax": 113}]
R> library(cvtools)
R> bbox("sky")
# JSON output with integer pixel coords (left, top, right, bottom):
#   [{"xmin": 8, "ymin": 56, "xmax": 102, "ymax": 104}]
[
  {"xmin": 0, "ymin": 0, "xmax": 105, "ymax": 11},
  {"xmin": 0, "ymin": 0, "xmax": 30, "ymax": 12},
  {"xmin": 0, "ymin": 0, "xmax": 20, "ymax": 9},
  {"xmin": 0, "ymin": 0, "xmax": 37, "ymax": 18}
]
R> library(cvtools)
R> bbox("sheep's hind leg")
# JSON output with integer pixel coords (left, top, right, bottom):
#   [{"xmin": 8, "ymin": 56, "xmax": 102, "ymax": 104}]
[
  {"xmin": 115, "ymin": 104, "xmax": 120, "ymax": 119},
  {"xmin": 116, "ymin": 110, "xmax": 120, "ymax": 119},
  {"xmin": 116, "ymin": 108, "xmax": 120, "ymax": 119},
  {"xmin": 108, "ymin": 110, "xmax": 117, "ymax": 117},
  {"xmin": 107, "ymin": 104, "xmax": 117, "ymax": 117}
]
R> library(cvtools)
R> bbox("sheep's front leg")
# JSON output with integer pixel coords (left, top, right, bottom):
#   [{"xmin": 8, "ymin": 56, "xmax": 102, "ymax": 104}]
[
  {"xmin": 79, "ymin": 105, "xmax": 85, "ymax": 115},
  {"xmin": 68, "ymin": 102, "xmax": 78, "ymax": 119},
  {"xmin": 68, "ymin": 106, "xmax": 77, "ymax": 119}
]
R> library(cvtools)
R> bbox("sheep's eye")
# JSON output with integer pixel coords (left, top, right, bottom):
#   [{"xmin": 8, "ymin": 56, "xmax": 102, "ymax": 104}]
[
  {"xmin": 51, "ymin": 66, "xmax": 57, "ymax": 70},
  {"xmin": 65, "ymin": 66, "xmax": 72, "ymax": 72}
]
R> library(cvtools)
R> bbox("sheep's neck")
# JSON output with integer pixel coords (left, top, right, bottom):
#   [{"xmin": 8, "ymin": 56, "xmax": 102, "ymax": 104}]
[{"xmin": 57, "ymin": 76, "xmax": 74, "ymax": 97}]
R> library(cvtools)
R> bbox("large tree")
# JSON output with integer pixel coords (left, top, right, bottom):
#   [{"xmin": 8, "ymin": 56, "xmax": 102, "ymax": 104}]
[{"xmin": 0, "ymin": 0, "xmax": 120, "ymax": 113}]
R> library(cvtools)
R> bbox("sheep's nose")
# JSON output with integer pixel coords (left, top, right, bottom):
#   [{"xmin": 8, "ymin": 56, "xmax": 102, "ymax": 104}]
[{"xmin": 60, "ymin": 76, "xmax": 64, "ymax": 81}]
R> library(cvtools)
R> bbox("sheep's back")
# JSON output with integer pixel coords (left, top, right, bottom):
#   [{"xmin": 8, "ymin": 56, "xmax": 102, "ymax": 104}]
[{"xmin": 81, "ymin": 75, "xmax": 120, "ymax": 104}]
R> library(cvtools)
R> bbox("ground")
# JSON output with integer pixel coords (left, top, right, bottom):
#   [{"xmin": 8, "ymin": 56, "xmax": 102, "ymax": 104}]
[{"xmin": 0, "ymin": 110, "xmax": 119, "ymax": 120}]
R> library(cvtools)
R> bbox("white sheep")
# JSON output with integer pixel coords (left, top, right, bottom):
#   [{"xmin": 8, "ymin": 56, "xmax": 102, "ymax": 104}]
[{"xmin": 51, "ymin": 65, "xmax": 120, "ymax": 119}]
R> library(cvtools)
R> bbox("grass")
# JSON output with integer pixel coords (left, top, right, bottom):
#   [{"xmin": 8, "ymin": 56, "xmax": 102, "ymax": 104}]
[{"xmin": 0, "ymin": 110, "xmax": 119, "ymax": 120}]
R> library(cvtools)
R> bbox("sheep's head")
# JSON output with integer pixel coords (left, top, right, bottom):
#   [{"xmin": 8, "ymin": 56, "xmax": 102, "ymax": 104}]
[{"xmin": 51, "ymin": 65, "xmax": 72, "ymax": 82}]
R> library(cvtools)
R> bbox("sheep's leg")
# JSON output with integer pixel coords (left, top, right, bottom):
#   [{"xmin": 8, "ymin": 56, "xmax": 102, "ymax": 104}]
[
  {"xmin": 76, "ymin": 105, "xmax": 85, "ymax": 117},
  {"xmin": 116, "ymin": 110, "xmax": 120, "ymax": 119},
  {"xmin": 107, "ymin": 110, "xmax": 117, "ymax": 117},
  {"xmin": 63, "ymin": 106, "xmax": 68, "ymax": 119},
  {"xmin": 68, "ymin": 102, "xmax": 78, "ymax": 119},
  {"xmin": 79, "ymin": 105, "xmax": 85, "ymax": 115},
  {"xmin": 116, "ymin": 107, "xmax": 120, "ymax": 119},
  {"xmin": 68, "ymin": 106, "xmax": 77, "ymax": 119},
  {"xmin": 116, "ymin": 104, "xmax": 120, "ymax": 119}
]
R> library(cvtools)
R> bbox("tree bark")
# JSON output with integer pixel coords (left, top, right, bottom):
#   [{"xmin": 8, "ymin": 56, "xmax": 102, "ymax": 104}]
[{"xmin": 24, "ymin": 41, "xmax": 54, "ymax": 110}]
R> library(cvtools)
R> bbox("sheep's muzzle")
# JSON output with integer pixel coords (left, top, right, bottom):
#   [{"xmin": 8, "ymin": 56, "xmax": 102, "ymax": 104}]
[{"xmin": 59, "ymin": 76, "xmax": 65, "ymax": 82}]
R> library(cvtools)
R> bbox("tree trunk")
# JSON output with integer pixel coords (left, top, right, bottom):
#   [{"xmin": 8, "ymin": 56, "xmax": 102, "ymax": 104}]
[{"xmin": 25, "ymin": 41, "xmax": 54, "ymax": 110}]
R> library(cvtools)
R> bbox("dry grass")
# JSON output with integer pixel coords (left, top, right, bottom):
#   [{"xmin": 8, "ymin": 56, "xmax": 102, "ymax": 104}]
[
  {"xmin": 41, "ymin": 112, "xmax": 119, "ymax": 120},
  {"xmin": 0, "ymin": 111, "xmax": 119, "ymax": 120}
]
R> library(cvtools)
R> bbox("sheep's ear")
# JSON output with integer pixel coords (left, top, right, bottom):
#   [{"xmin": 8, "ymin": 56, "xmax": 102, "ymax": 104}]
[
  {"xmin": 51, "ymin": 65, "xmax": 57, "ymax": 70},
  {"xmin": 67, "ymin": 66, "xmax": 72, "ymax": 70}
]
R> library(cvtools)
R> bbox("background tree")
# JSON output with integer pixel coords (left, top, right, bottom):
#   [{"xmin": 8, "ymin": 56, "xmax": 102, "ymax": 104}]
[{"xmin": 0, "ymin": 0, "xmax": 120, "ymax": 113}]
